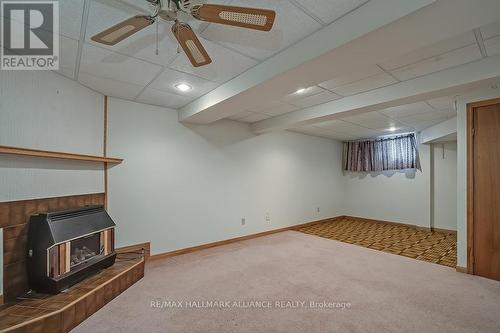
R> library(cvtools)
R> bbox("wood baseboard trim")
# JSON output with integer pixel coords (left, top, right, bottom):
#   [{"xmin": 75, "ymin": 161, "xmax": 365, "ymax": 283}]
[
  {"xmin": 149, "ymin": 216, "xmax": 344, "ymax": 261},
  {"xmin": 431, "ymin": 227, "xmax": 457, "ymax": 235},
  {"xmin": 116, "ymin": 242, "xmax": 151, "ymax": 261},
  {"xmin": 456, "ymin": 266, "xmax": 468, "ymax": 273}
]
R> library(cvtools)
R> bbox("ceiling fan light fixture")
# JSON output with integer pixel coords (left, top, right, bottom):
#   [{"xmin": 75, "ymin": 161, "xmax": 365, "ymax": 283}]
[
  {"xmin": 175, "ymin": 83, "xmax": 192, "ymax": 92},
  {"xmin": 91, "ymin": 2, "xmax": 276, "ymax": 68}
]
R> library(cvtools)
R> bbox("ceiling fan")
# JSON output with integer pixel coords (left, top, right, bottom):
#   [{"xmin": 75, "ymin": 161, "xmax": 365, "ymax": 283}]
[{"xmin": 91, "ymin": 0, "xmax": 276, "ymax": 67}]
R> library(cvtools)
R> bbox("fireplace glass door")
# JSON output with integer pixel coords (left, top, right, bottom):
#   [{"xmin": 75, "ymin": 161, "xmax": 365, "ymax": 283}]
[{"xmin": 70, "ymin": 233, "xmax": 102, "ymax": 269}]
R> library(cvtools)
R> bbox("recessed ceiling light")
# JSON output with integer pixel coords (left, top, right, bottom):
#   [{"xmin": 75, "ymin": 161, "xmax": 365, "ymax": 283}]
[
  {"xmin": 295, "ymin": 88, "xmax": 307, "ymax": 94},
  {"xmin": 175, "ymin": 83, "xmax": 192, "ymax": 92}
]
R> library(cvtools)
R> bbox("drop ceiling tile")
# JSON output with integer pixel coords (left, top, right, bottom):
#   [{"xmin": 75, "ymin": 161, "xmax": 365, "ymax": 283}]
[
  {"xmin": 239, "ymin": 112, "xmax": 271, "ymax": 123},
  {"xmin": 321, "ymin": 126, "xmax": 380, "ymax": 139},
  {"xmin": 318, "ymin": 65, "xmax": 384, "ymax": 91},
  {"xmin": 389, "ymin": 44, "xmax": 482, "ymax": 81},
  {"xmin": 480, "ymin": 20, "xmax": 500, "ymax": 40},
  {"xmin": 86, "ymin": 0, "xmax": 179, "ymax": 67},
  {"xmin": 79, "ymin": 43, "xmax": 162, "ymax": 86},
  {"xmin": 290, "ymin": 127, "xmax": 346, "ymax": 140},
  {"xmin": 112, "ymin": 0, "xmax": 154, "ymax": 13},
  {"xmin": 485, "ymin": 35, "xmax": 500, "ymax": 56},
  {"xmin": 402, "ymin": 119, "xmax": 448, "ymax": 131},
  {"xmin": 340, "ymin": 112, "xmax": 402, "ymax": 131},
  {"xmin": 201, "ymin": 0, "xmax": 322, "ymax": 60},
  {"xmin": 315, "ymin": 120, "xmax": 380, "ymax": 138},
  {"xmin": 296, "ymin": 0, "xmax": 369, "ymax": 25},
  {"xmin": 78, "ymin": 73, "xmax": 144, "ymax": 99},
  {"xmin": 425, "ymin": 96, "xmax": 455, "ymax": 111},
  {"xmin": 136, "ymin": 88, "xmax": 193, "ymax": 109},
  {"xmin": 398, "ymin": 110, "xmax": 455, "ymax": 124},
  {"xmin": 1, "ymin": 0, "xmax": 83, "ymax": 40},
  {"xmin": 289, "ymin": 91, "xmax": 342, "ymax": 108},
  {"xmin": 438, "ymin": 109, "xmax": 457, "ymax": 118},
  {"xmin": 326, "ymin": 133, "xmax": 361, "ymax": 141},
  {"xmin": 60, "ymin": 0, "xmax": 85, "ymax": 40},
  {"xmin": 149, "ymin": 68, "xmax": 219, "ymax": 98},
  {"xmin": 377, "ymin": 127, "xmax": 415, "ymax": 136},
  {"xmin": 168, "ymin": 39, "xmax": 258, "ymax": 83},
  {"xmin": 330, "ymin": 72, "xmax": 397, "ymax": 96},
  {"xmin": 227, "ymin": 111, "xmax": 254, "ymax": 120},
  {"xmin": 56, "ymin": 36, "xmax": 79, "ymax": 80},
  {"xmin": 380, "ymin": 102, "xmax": 435, "ymax": 118},
  {"xmin": 249, "ymin": 101, "xmax": 299, "ymax": 116},
  {"xmin": 313, "ymin": 119, "xmax": 348, "ymax": 130},
  {"xmin": 379, "ymin": 31, "xmax": 477, "ymax": 71},
  {"xmin": 282, "ymin": 86, "xmax": 326, "ymax": 102}
]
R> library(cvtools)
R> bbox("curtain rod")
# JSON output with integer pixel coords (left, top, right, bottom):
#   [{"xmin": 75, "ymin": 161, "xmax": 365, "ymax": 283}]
[{"xmin": 343, "ymin": 131, "xmax": 417, "ymax": 143}]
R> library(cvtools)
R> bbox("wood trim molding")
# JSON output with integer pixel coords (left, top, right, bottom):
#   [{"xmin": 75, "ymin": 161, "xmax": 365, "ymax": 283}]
[
  {"xmin": 465, "ymin": 98, "xmax": 500, "ymax": 275},
  {"xmin": 104, "ymin": 95, "xmax": 109, "ymax": 209},
  {"xmin": 456, "ymin": 266, "xmax": 468, "ymax": 273},
  {"xmin": 431, "ymin": 227, "xmax": 457, "ymax": 235},
  {"xmin": 116, "ymin": 242, "xmax": 151, "ymax": 261},
  {"xmin": 103, "ymin": 96, "xmax": 108, "ymax": 158},
  {"xmin": 0, "ymin": 145, "xmax": 123, "ymax": 164},
  {"xmin": 467, "ymin": 101, "xmax": 474, "ymax": 275},
  {"xmin": 149, "ymin": 216, "xmax": 344, "ymax": 261}
]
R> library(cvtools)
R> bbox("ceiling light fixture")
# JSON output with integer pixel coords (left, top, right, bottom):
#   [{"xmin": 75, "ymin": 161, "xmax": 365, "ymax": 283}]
[
  {"xmin": 175, "ymin": 83, "xmax": 192, "ymax": 92},
  {"xmin": 295, "ymin": 88, "xmax": 307, "ymax": 94},
  {"xmin": 388, "ymin": 127, "xmax": 397, "ymax": 132}
]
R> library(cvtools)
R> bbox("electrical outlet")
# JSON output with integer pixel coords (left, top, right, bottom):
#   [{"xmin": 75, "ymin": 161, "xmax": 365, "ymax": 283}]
[
  {"xmin": 241, "ymin": 218, "xmax": 246, "ymax": 226},
  {"xmin": 317, "ymin": 207, "xmax": 320, "ymax": 213},
  {"xmin": 265, "ymin": 212, "xmax": 270, "ymax": 222}
]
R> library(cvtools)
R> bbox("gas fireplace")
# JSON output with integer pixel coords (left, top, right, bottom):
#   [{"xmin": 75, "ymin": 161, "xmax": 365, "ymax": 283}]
[{"xmin": 27, "ymin": 206, "xmax": 116, "ymax": 294}]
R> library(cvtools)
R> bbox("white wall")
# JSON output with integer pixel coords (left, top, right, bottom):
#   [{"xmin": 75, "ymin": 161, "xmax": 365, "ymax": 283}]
[
  {"xmin": 343, "ymin": 145, "xmax": 431, "ymax": 228},
  {"xmin": 0, "ymin": 71, "xmax": 105, "ymax": 201},
  {"xmin": 0, "ymin": 71, "xmax": 106, "ymax": 296},
  {"xmin": 456, "ymin": 86, "xmax": 500, "ymax": 267},
  {"xmin": 431, "ymin": 142, "xmax": 457, "ymax": 231},
  {"xmin": 106, "ymin": 98, "xmax": 345, "ymax": 255}
]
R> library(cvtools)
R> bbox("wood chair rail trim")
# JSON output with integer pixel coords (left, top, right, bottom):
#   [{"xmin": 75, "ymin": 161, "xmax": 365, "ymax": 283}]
[{"xmin": 0, "ymin": 145, "xmax": 123, "ymax": 164}]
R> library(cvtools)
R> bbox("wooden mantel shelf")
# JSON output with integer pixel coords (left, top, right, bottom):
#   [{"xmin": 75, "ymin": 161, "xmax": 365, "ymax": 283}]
[{"xmin": 0, "ymin": 145, "xmax": 123, "ymax": 164}]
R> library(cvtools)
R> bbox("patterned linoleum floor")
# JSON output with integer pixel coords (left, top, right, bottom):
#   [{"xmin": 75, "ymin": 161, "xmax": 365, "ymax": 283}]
[{"xmin": 297, "ymin": 217, "xmax": 457, "ymax": 267}]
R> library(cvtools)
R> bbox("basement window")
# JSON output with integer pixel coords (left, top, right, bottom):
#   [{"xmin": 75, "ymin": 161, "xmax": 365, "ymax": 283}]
[{"xmin": 342, "ymin": 133, "xmax": 421, "ymax": 172}]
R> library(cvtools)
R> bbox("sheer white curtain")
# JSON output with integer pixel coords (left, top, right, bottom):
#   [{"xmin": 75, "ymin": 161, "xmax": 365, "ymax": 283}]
[{"xmin": 342, "ymin": 133, "xmax": 421, "ymax": 172}]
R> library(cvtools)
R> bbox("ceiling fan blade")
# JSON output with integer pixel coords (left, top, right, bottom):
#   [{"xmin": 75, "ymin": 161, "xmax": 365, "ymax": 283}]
[
  {"xmin": 172, "ymin": 22, "xmax": 212, "ymax": 67},
  {"xmin": 191, "ymin": 4, "xmax": 276, "ymax": 31},
  {"xmin": 91, "ymin": 16, "xmax": 155, "ymax": 45}
]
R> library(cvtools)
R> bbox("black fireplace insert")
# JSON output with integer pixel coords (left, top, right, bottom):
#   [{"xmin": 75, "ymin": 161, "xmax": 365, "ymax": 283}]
[{"xmin": 27, "ymin": 205, "xmax": 116, "ymax": 294}]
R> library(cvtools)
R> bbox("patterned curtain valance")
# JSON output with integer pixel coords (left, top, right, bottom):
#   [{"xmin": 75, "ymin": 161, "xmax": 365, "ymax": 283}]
[{"xmin": 342, "ymin": 133, "xmax": 421, "ymax": 172}]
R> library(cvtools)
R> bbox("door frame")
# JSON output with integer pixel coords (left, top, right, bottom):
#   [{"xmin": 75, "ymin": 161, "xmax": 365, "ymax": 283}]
[{"xmin": 466, "ymin": 97, "xmax": 500, "ymax": 274}]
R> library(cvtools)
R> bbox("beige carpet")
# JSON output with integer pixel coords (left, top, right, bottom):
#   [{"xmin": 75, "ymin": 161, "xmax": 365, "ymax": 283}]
[{"xmin": 74, "ymin": 231, "xmax": 500, "ymax": 333}]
